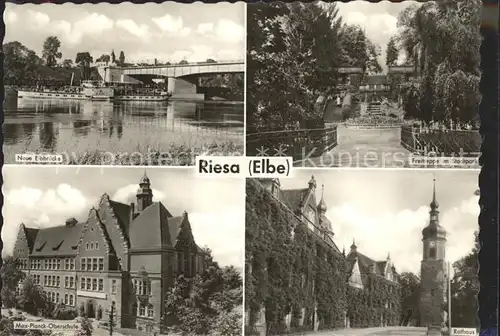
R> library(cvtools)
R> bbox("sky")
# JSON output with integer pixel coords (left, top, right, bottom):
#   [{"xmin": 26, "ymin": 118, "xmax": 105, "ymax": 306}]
[
  {"xmin": 280, "ymin": 169, "xmax": 480, "ymax": 275},
  {"xmin": 2, "ymin": 167, "xmax": 245, "ymax": 269},
  {"xmin": 3, "ymin": 2, "xmax": 245, "ymax": 64},
  {"xmin": 336, "ymin": 1, "xmax": 420, "ymax": 72}
]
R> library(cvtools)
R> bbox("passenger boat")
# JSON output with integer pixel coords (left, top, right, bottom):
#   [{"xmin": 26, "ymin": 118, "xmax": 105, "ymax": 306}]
[
  {"xmin": 17, "ymin": 78, "xmax": 172, "ymax": 102},
  {"xmin": 113, "ymin": 91, "xmax": 172, "ymax": 102},
  {"xmin": 17, "ymin": 80, "xmax": 114, "ymax": 101}
]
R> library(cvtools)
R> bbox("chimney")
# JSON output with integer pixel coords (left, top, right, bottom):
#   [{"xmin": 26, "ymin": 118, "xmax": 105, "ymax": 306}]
[{"xmin": 129, "ymin": 202, "xmax": 135, "ymax": 222}]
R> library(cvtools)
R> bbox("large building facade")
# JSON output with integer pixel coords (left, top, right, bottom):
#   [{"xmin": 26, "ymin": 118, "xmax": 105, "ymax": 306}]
[
  {"xmin": 12, "ymin": 173, "xmax": 206, "ymax": 333},
  {"xmin": 250, "ymin": 176, "xmax": 401, "ymax": 333}
]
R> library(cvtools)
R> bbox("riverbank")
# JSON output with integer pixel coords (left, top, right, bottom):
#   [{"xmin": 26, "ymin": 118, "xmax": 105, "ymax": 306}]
[{"xmin": 6, "ymin": 141, "xmax": 243, "ymax": 166}]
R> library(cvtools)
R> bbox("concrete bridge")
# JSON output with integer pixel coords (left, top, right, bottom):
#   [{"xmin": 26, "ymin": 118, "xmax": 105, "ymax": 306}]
[{"xmin": 97, "ymin": 60, "xmax": 244, "ymax": 100}]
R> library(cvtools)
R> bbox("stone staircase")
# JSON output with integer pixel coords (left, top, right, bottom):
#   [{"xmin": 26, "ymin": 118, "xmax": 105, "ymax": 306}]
[{"xmin": 368, "ymin": 101, "xmax": 384, "ymax": 116}]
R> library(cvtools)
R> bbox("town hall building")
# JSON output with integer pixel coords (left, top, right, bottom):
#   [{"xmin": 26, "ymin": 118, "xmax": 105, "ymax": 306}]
[
  {"xmin": 253, "ymin": 176, "xmax": 401, "ymax": 332},
  {"xmin": 12, "ymin": 173, "xmax": 206, "ymax": 333}
]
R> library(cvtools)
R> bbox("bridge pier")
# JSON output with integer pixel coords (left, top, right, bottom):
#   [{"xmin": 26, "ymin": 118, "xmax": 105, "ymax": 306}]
[{"xmin": 167, "ymin": 77, "xmax": 205, "ymax": 101}]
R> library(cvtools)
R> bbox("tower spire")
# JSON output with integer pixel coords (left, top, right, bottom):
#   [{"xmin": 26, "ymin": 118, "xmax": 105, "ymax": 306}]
[
  {"xmin": 318, "ymin": 184, "xmax": 327, "ymax": 214},
  {"xmin": 431, "ymin": 177, "xmax": 438, "ymax": 209},
  {"xmin": 308, "ymin": 175, "xmax": 317, "ymax": 190},
  {"xmin": 136, "ymin": 172, "xmax": 153, "ymax": 212}
]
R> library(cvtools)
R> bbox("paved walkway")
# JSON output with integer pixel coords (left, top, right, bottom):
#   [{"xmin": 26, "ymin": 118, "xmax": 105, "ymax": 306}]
[
  {"xmin": 296, "ymin": 125, "xmax": 411, "ymax": 168},
  {"xmin": 300, "ymin": 326, "xmax": 427, "ymax": 336}
]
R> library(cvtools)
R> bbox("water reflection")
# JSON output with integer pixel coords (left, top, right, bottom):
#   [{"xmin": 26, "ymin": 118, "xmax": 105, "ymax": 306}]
[{"xmin": 3, "ymin": 93, "xmax": 243, "ymax": 161}]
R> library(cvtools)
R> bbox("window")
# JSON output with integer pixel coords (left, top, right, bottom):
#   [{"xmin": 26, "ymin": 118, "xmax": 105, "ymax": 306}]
[
  {"xmin": 177, "ymin": 252, "xmax": 183, "ymax": 273},
  {"xmin": 69, "ymin": 295, "xmax": 74, "ymax": 306},
  {"xmin": 98, "ymin": 258, "xmax": 104, "ymax": 271},
  {"xmin": 81, "ymin": 278, "xmax": 86, "ymax": 290},
  {"xmin": 111, "ymin": 280, "xmax": 117, "ymax": 294},
  {"xmin": 57, "ymin": 259, "xmax": 61, "ymax": 270},
  {"xmin": 69, "ymin": 277, "xmax": 74, "ymax": 289},
  {"xmin": 184, "ymin": 253, "xmax": 189, "ymax": 276},
  {"xmin": 70, "ymin": 259, "xmax": 75, "ymax": 270},
  {"xmin": 91, "ymin": 242, "xmax": 95, "ymax": 250},
  {"xmin": 44, "ymin": 275, "xmax": 47, "ymax": 286},
  {"xmin": 92, "ymin": 258, "xmax": 98, "ymax": 271},
  {"xmin": 147, "ymin": 304, "xmax": 154, "ymax": 318},
  {"xmin": 65, "ymin": 277, "xmax": 69, "ymax": 288},
  {"xmin": 65, "ymin": 259, "xmax": 70, "ymax": 270},
  {"xmin": 56, "ymin": 276, "xmax": 60, "ymax": 287},
  {"xmin": 429, "ymin": 247, "xmax": 437, "ymax": 259},
  {"xmin": 138, "ymin": 281, "xmax": 144, "ymax": 296},
  {"xmin": 139, "ymin": 304, "xmax": 145, "ymax": 317},
  {"xmin": 147, "ymin": 281, "xmax": 152, "ymax": 296},
  {"xmin": 81, "ymin": 258, "xmax": 86, "ymax": 271},
  {"xmin": 95, "ymin": 242, "xmax": 99, "ymax": 250},
  {"xmin": 92, "ymin": 278, "xmax": 97, "ymax": 291},
  {"xmin": 86, "ymin": 278, "xmax": 91, "ymax": 291},
  {"xmin": 65, "ymin": 294, "xmax": 68, "ymax": 305},
  {"xmin": 56, "ymin": 293, "xmax": 59, "ymax": 303},
  {"xmin": 98, "ymin": 279, "xmax": 104, "ymax": 292},
  {"xmin": 86, "ymin": 243, "xmax": 89, "ymax": 250}
]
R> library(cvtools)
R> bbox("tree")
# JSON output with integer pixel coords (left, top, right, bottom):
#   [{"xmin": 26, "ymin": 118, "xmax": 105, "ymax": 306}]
[
  {"xmin": 205, "ymin": 58, "xmax": 217, "ymax": 63},
  {"xmin": 111, "ymin": 50, "xmax": 116, "ymax": 63},
  {"xmin": 450, "ymin": 232, "xmax": 479, "ymax": 328},
  {"xmin": 0, "ymin": 257, "xmax": 24, "ymax": 309},
  {"xmin": 247, "ymin": 3, "xmax": 345, "ymax": 132},
  {"xmin": 62, "ymin": 59, "xmax": 73, "ymax": 68},
  {"xmin": 398, "ymin": 272, "xmax": 421, "ymax": 326},
  {"xmin": 2, "ymin": 41, "xmax": 43, "ymax": 83},
  {"xmin": 386, "ymin": 37, "xmax": 399, "ymax": 67},
  {"xmin": 74, "ymin": 317, "xmax": 93, "ymax": 336},
  {"xmin": 118, "ymin": 51, "xmax": 125, "ymax": 66},
  {"xmin": 17, "ymin": 277, "xmax": 47, "ymax": 315},
  {"xmin": 164, "ymin": 249, "xmax": 243, "ymax": 335},
  {"xmin": 75, "ymin": 52, "xmax": 93, "ymax": 81},
  {"xmin": 96, "ymin": 54, "xmax": 111, "ymax": 63},
  {"xmin": 42, "ymin": 36, "xmax": 62, "ymax": 67},
  {"xmin": 396, "ymin": 0, "xmax": 481, "ymax": 122},
  {"xmin": 179, "ymin": 60, "xmax": 188, "ymax": 65}
]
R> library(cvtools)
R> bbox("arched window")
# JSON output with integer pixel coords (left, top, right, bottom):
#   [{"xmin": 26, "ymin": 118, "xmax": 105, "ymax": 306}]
[{"xmin": 429, "ymin": 247, "xmax": 437, "ymax": 259}]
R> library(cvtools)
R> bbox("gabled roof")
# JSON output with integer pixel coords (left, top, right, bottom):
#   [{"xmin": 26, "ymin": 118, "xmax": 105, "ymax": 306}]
[
  {"xmin": 280, "ymin": 188, "xmax": 309, "ymax": 212},
  {"xmin": 108, "ymin": 199, "xmax": 132, "ymax": 240},
  {"xmin": 129, "ymin": 202, "xmax": 187, "ymax": 249},
  {"xmin": 20, "ymin": 224, "xmax": 40, "ymax": 253},
  {"xmin": 31, "ymin": 223, "xmax": 84, "ymax": 256}
]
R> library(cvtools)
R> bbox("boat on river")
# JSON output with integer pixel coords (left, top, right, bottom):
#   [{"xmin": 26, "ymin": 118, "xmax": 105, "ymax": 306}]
[{"xmin": 17, "ymin": 80, "xmax": 172, "ymax": 102}]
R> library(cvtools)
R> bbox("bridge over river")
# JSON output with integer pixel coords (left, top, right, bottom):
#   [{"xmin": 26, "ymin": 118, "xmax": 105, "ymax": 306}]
[{"xmin": 299, "ymin": 326, "xmax": 427, "ymax": 336}]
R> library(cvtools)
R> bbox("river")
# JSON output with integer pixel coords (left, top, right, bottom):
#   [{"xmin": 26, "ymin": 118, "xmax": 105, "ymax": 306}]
[{"xmin": 2, "ymin": 92, "xmax": 244, "ymax": 164}]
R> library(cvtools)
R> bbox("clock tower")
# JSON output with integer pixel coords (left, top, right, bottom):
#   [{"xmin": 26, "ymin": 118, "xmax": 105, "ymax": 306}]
[{"xmin": 419, "ymin": 179, "xmax": 447, "ymax": 335}]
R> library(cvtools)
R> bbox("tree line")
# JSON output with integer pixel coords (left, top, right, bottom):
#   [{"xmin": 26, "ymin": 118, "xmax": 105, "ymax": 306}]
[
  {"xmin": 247, "ymin": 2, "xmax": 383, "ymax": 133},
  {"xmin": 394, "ymin": 0, "xmax": 481, "ymax": 123}
]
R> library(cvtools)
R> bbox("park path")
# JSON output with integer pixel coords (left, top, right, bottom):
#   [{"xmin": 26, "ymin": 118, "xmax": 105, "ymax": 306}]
[
  {"xmin": 297, "ymin": 125, "xmax": 411, "ymax": 168},
  {"xmin": 299, "ymin": 326, "xmax": 427, "ymax": 336}
]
